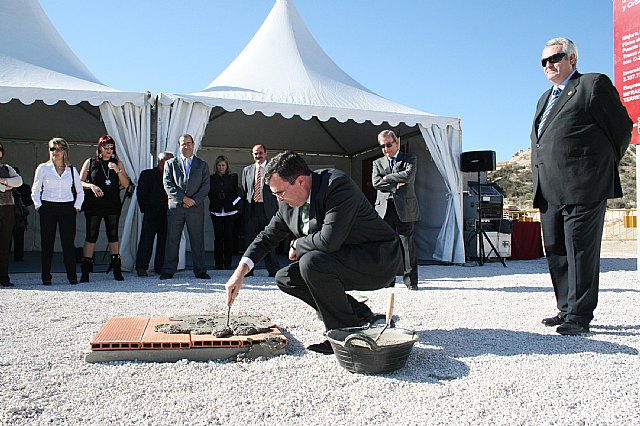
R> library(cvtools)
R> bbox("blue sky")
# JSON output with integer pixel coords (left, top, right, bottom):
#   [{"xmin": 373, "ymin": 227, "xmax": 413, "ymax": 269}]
[{"xmin": 40, "ymin": 0, "xmax": 615, "ymax": 161}]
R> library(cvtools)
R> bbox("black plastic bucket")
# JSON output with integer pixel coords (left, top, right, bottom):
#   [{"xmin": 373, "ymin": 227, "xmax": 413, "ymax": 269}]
[{"xmin": 325, "ymin": 326, "xmax": 418, "ymax": 374}]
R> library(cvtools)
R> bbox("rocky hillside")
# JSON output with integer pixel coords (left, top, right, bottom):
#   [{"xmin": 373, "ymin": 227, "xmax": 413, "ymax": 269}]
[{"xmin": 488, "ymin": 145, "xmax": 636, "ymax": 210}]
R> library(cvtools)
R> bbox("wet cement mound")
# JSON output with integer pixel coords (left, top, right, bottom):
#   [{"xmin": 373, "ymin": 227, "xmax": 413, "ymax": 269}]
[{"xmin": 155, "ymin": 314, "xmax": 275, "ymax": 338}]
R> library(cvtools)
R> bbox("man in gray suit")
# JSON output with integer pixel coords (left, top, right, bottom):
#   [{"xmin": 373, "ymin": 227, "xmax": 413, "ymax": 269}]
[
  {"xmin": 225, "ymin": 151, "xmax": 402, "ymax": 354},
  {"xmin": 241, "ymin": 144, "xmax": 279, "ymax": 276},
  {"xmin": 372, "ymin": 130, "xmax": 420, "ymax": 290},
  {"xmin": 532, "ymin": 37, "xmax": 632, "ymax": 335},
  {"xmin": 161, "ymin": 134, "xmax": 211, "ymax": 280}
]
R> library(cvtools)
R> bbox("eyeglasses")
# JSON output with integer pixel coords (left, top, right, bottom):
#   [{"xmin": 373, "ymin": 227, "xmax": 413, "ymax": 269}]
[
  {"xmin": 379, "ymin": 142, "xmax": 395, "ymax": 149},
  {"xmin": 49, "ymin": 146, "xmax": 66, "ymax": 152},
  {"xmin": 271, "ymin": 182, "xmax": 296, "ymax": 199},
  {"xmin": 541, "ymin": 52, "xmax": 566, "ymax": 67},
  {"xmin": 102, "ymin": 145, "xmax": 114, "ymax": 150}
]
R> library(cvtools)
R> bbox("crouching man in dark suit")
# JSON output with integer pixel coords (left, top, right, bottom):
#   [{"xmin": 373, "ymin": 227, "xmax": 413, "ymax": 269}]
[
  {"xmin": 225, "ymin": 151, "xmax": 402, "ymax": 354},
  {"xmin": 532, "ymin": 37, "xmax": 632, "ymax": 335}
]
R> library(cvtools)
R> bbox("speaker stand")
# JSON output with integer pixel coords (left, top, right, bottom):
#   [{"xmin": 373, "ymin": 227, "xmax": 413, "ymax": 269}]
[{"xmin": 474, "ymin": 172, "xmax": 506, "ymax": 267}]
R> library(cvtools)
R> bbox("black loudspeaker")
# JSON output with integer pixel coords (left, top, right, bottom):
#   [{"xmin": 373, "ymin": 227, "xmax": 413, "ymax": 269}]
[{"xmin": 460, "ymin": 150, "xmax": 496, "ymax": 172}]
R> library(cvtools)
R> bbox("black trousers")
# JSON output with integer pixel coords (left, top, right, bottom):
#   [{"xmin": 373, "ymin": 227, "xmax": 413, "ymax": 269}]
[
  {"xmin": 0, "ymin": 205, "xmax": 15, "ymax": 282},
  {"xmin": 135, "ymin": 209, "xmax": 168, "ymax": 272},
  {"xmin": 211, "ymin": 214, "xmax": 237, "ymax": 269},
  {"xmin": 539, "ymin": 197, "xmax": 606, "ymax": 325},
  {"xmin": 383, "ymin": 200, "xmax": 418, "ymax": 286},
  {"xmin": 12, "ymin": 227, "xmax": 24, "ymax": 261},
  {"xmin": 245, "ymin": 202, "xmax": 279, "ymax": 275},
  {"xmin": 39, "ymin": 201, "xmax": 77, "ymax": 282},
  {"xmin": 275, "ymin": 239, "xmax": 402, "ymax": 331}
]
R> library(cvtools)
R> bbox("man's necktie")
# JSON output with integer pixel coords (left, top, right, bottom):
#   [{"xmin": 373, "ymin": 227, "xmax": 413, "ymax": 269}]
[
  {"xmin": 537, "ymin": 88, "xmax": 562, "ymax": 133},
  {"xmin": 253, "ymin": 164, "xmax": 262, "ymax": 202},
  {"xmin": 184, "ymin": 157, "xmax": 191, "ymax": 178},
  {"xmin": 389, "ymin": 157, "xmax": 396, "ymax": 170},
  {"xmin": 300, "ymin": 202, "xmax": 310, "ymax": 235}
]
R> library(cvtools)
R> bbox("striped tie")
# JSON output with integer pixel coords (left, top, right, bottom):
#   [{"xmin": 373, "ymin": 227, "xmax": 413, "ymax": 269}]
[
  {"xmin": 537, "ymin": 88, "xmax": 562, "ymax": 133},
  {"xmin": 253, "ymin": 164, "xmax": 262, "ymax": 202},
  {"xmin": 300, "ymin": 202, "xmax": 310, "ymax": 235}
]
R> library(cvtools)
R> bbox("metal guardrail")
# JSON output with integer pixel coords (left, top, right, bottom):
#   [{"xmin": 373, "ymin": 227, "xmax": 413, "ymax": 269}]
[{"xmin": 504, "ymin": 209, "xmax": 637, "ymax": 241}]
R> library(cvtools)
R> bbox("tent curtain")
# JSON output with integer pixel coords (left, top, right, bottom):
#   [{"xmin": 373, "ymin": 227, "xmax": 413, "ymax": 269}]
[
  {"xmin": 99, "ymin": 99, "xmax": 152, "ymax": 271},
  {"xmin": 419, "ymin": 122, "xmax": 465, "ymax": 264},
  {"xmin": 156, "ymin": 97, "xmax": 212, "ymax": 270}
]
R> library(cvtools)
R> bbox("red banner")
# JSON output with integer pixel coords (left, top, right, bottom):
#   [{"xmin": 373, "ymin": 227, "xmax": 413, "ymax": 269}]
[{"xmin": 614, "ymin": 0, "xmax": 640, "ymax": 145}]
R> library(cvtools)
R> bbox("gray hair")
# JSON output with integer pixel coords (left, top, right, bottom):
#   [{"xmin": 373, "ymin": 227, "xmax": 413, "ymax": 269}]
[
  {"xmin": 157, "ymin": 151, "xmax": 174, "ymax": 162},
  {"xmin": 545, "ymin": 37, "xmax": 578, "ymax": 69},
  {"xmin": 377, "ymin": 130, "xmax": 398, "ymax": 143}
]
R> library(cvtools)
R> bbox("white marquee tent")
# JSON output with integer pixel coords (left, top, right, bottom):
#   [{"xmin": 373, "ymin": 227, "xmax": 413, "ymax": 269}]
[
  {"xmin": 0, "ymin": 0, "xmax": 151, "ymax": 270},
  {"xmin": 158, "ymin": 0, "xmax": 465, "ymax": 263}
]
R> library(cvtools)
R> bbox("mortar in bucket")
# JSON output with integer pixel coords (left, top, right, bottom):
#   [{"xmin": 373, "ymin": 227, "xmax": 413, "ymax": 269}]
[
  {"xmin": 325, "ymin": 293, "xmax": 418, "ymax": 374},
  {"xmin": 325, "ymin": 325, "xmax": 418, "ymax": 374}
]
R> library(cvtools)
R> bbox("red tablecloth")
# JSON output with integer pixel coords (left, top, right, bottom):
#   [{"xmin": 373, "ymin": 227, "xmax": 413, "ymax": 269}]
[{"xmin": 510, "ymin": 221, "xmax": 544, "ymax": 260}]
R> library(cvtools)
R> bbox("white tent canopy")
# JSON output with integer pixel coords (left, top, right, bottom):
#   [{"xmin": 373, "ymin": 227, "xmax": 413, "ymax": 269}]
[
  {"xmin": 0, "ymin": 0, "xmax": 151, "ymax": 271},
  {"xmin": 158, "ymin": 0, "xmax": 464, "ymax": 263}
]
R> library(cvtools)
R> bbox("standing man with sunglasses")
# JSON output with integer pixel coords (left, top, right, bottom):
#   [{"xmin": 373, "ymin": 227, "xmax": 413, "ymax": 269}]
[
  {"xmin": 532, "ymin": 37, "xmax": 632, "ymax": 335},
  {"xmin": 372, "ymin": 130, "xmax": 420, "ymax": 290}
]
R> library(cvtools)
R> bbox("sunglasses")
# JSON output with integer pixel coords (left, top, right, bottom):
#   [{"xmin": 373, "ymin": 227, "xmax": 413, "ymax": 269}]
[
  {"xmin": 541, "ymin": 52, "xmax": 566, "ymax": 67},
  {"xmin": 102, "ymin": 145, "xmax": 115, "ymax": 150},
  {"xmin": 49, "ymin": 146, "xmax": 66, "ymax": 152},
  {"xmin": 379, "ymin": 142, "xmax": 395, "ymax": 149}
]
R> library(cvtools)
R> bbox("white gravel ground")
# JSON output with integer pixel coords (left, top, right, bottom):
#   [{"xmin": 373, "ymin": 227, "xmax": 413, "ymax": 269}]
[{"xmin": 1, "ymin": 244, "xmax": 639, "ymax": 425}]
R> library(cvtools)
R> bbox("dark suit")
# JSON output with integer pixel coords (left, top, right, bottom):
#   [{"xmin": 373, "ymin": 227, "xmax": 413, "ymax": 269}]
[
  {"xmin": 531, "ymin": 71, "xmax": 632, "ymax": 325},
  {"xmin": 241, "ymin": 162, "xmax": 279, "ymax": 275},
  {"xmin": 135, "ymin": 167, "xmax": 168, "ymax": 273},
  {"xmin": 208, "ymin": 172, "xmax": 240, "ymax": 269},
  {"xmin": 244, "ymin": 169, "xmax": 402, "ymax": 330},
  {"xmin": 163, "ymin": 155, "xmax": 210, "ymax": 276},
  {"xmin": 372, "ymin": 151, "xmax": 420, "ymax": 287}
]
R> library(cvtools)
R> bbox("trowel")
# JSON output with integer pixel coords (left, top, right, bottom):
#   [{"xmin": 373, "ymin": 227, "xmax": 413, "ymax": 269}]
[{"xmin": 374, "ymin": 292, "xmax": 394, "ymax": 342}]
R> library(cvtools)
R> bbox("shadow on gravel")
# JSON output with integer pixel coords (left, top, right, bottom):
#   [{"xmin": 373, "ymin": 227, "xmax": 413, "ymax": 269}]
[{"xmin": 386, "ymin": 327, "xmax": 638, "ymax": 384}]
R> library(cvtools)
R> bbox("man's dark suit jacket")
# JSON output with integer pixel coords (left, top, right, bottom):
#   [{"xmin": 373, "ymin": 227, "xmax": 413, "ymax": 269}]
[
  {"xmin": 244, "ymin": 169, "xmax": 399, "ymax": 266},
  {"xmin": 531, "ymin": 72, "xmax": 632, "ymax": 206},
  {"xmin": 137, "ymin": 168, "xmax": 166, "ymax": 214},
  {"xmin": 163, "ymin": 156, "xmax": 210, "ymax": 209},
  {"xmin": 241, "ymin": 162, "xmax": 278, "ymax": 217},
  {"xmin": 372, "ymin": 151, "xmax": 420, "ymax": 222}
]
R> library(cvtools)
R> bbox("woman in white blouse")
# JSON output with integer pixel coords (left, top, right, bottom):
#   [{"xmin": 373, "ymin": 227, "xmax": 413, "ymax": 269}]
[{"xmin": 31, "ymin": 138, "xmax": 84, "ymax": 285}]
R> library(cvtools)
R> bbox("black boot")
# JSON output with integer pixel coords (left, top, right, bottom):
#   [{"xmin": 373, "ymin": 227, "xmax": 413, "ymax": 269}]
[
  {"xmin": 110, "ymin": 254, "xmax": 125, "ymax": 281},
  {"xmin": 80, "ymin": 257, "xmax": 93, "ymax": 283}
]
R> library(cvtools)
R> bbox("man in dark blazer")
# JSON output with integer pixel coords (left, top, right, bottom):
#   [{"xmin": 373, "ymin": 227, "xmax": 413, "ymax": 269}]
[
  {"xmin": 161, "ymin": 134, "xmax": 211, "ymax": 280},
  {"xmin": 241, "ymin": 144, "xmax": 279, "ymax": 276},
  {"xmin": 135, "ymin": 151, "xmax": 173, "ymax": 276},
  {"xmin": 372, "ymin": 130, "xmax": 420, "ymax": 290},
  {"xmin": 531, "ymin": 37, "xmax": 632, "ymax": 335},
  {"xmin": 225, "ymin": 151, "xmax": 402, "ymax": 354}
]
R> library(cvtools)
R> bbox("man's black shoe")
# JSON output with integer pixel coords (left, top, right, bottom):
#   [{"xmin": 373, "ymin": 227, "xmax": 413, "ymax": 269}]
[
  {"xmin": 556, "ymin": 320, "xmax": 590, "ymax": 336},
  {"xmin": 307, "ymin": 340, "xmax": 334, "ymax": 355},
  {"xmin": 159, "ymin": 273, "xmax": 174, "ymax": 280},
  {"xmin": 136, "ymin": 268, "xmax": 148, "ymax": 277},
  {"xmin": 195, "ymin": 273, "xmax": 211, "ymax": 279},
  {"xmin": 542, "ymin": 314, "xmax": 564, "ymax": 327},
  {"xmin": 1, "ymin": 282, "xmax": 14, "ymax": 287},
  {"xmin": 406, "ymin": 284, "xmax": 419, "ymax": 291},
  {"xmin": 268, "ymin": 272, "xmax": 277, "ymax": 278},
  {"xmin": 42, "ymin": 280, "xmax": 52, "ymax": 286},
  {"xmin": 69, "ymin": 279, "xmax": 78, "ymax": 285}
]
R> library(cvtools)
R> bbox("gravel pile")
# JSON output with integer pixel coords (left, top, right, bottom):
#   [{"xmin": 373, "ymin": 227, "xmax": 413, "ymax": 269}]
[{"xmin": 1, "ymin": 250, "xmax": 639, "ymax": 425}]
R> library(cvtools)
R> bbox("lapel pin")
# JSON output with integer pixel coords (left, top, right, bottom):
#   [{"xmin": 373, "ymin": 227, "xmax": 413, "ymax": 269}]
[{"xmin": 567, "ymin": 90, "xmax": 574, "ymax": 96}]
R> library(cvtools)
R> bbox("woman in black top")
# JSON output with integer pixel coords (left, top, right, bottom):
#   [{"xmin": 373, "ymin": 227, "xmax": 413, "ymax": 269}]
[
  {"xmin": 79, "ymin": 135, "xmax": 129, "ymax": 282},
  {"xmin": 208, "ymin": 156, "xmax": 240, "ymax": 270}
]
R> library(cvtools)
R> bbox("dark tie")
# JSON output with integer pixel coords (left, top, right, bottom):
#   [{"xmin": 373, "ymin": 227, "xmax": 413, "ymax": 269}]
[
  {"xmin": 389, "ymin": 157, "xmax": 396, "ymax": 170},
  {"xmin": 300, "ymin": 202, "xmax": 310, "ymax": 235},
  {"xmin": 537, "ymin": 88, "xmax": 562, "ymax": 133}
]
